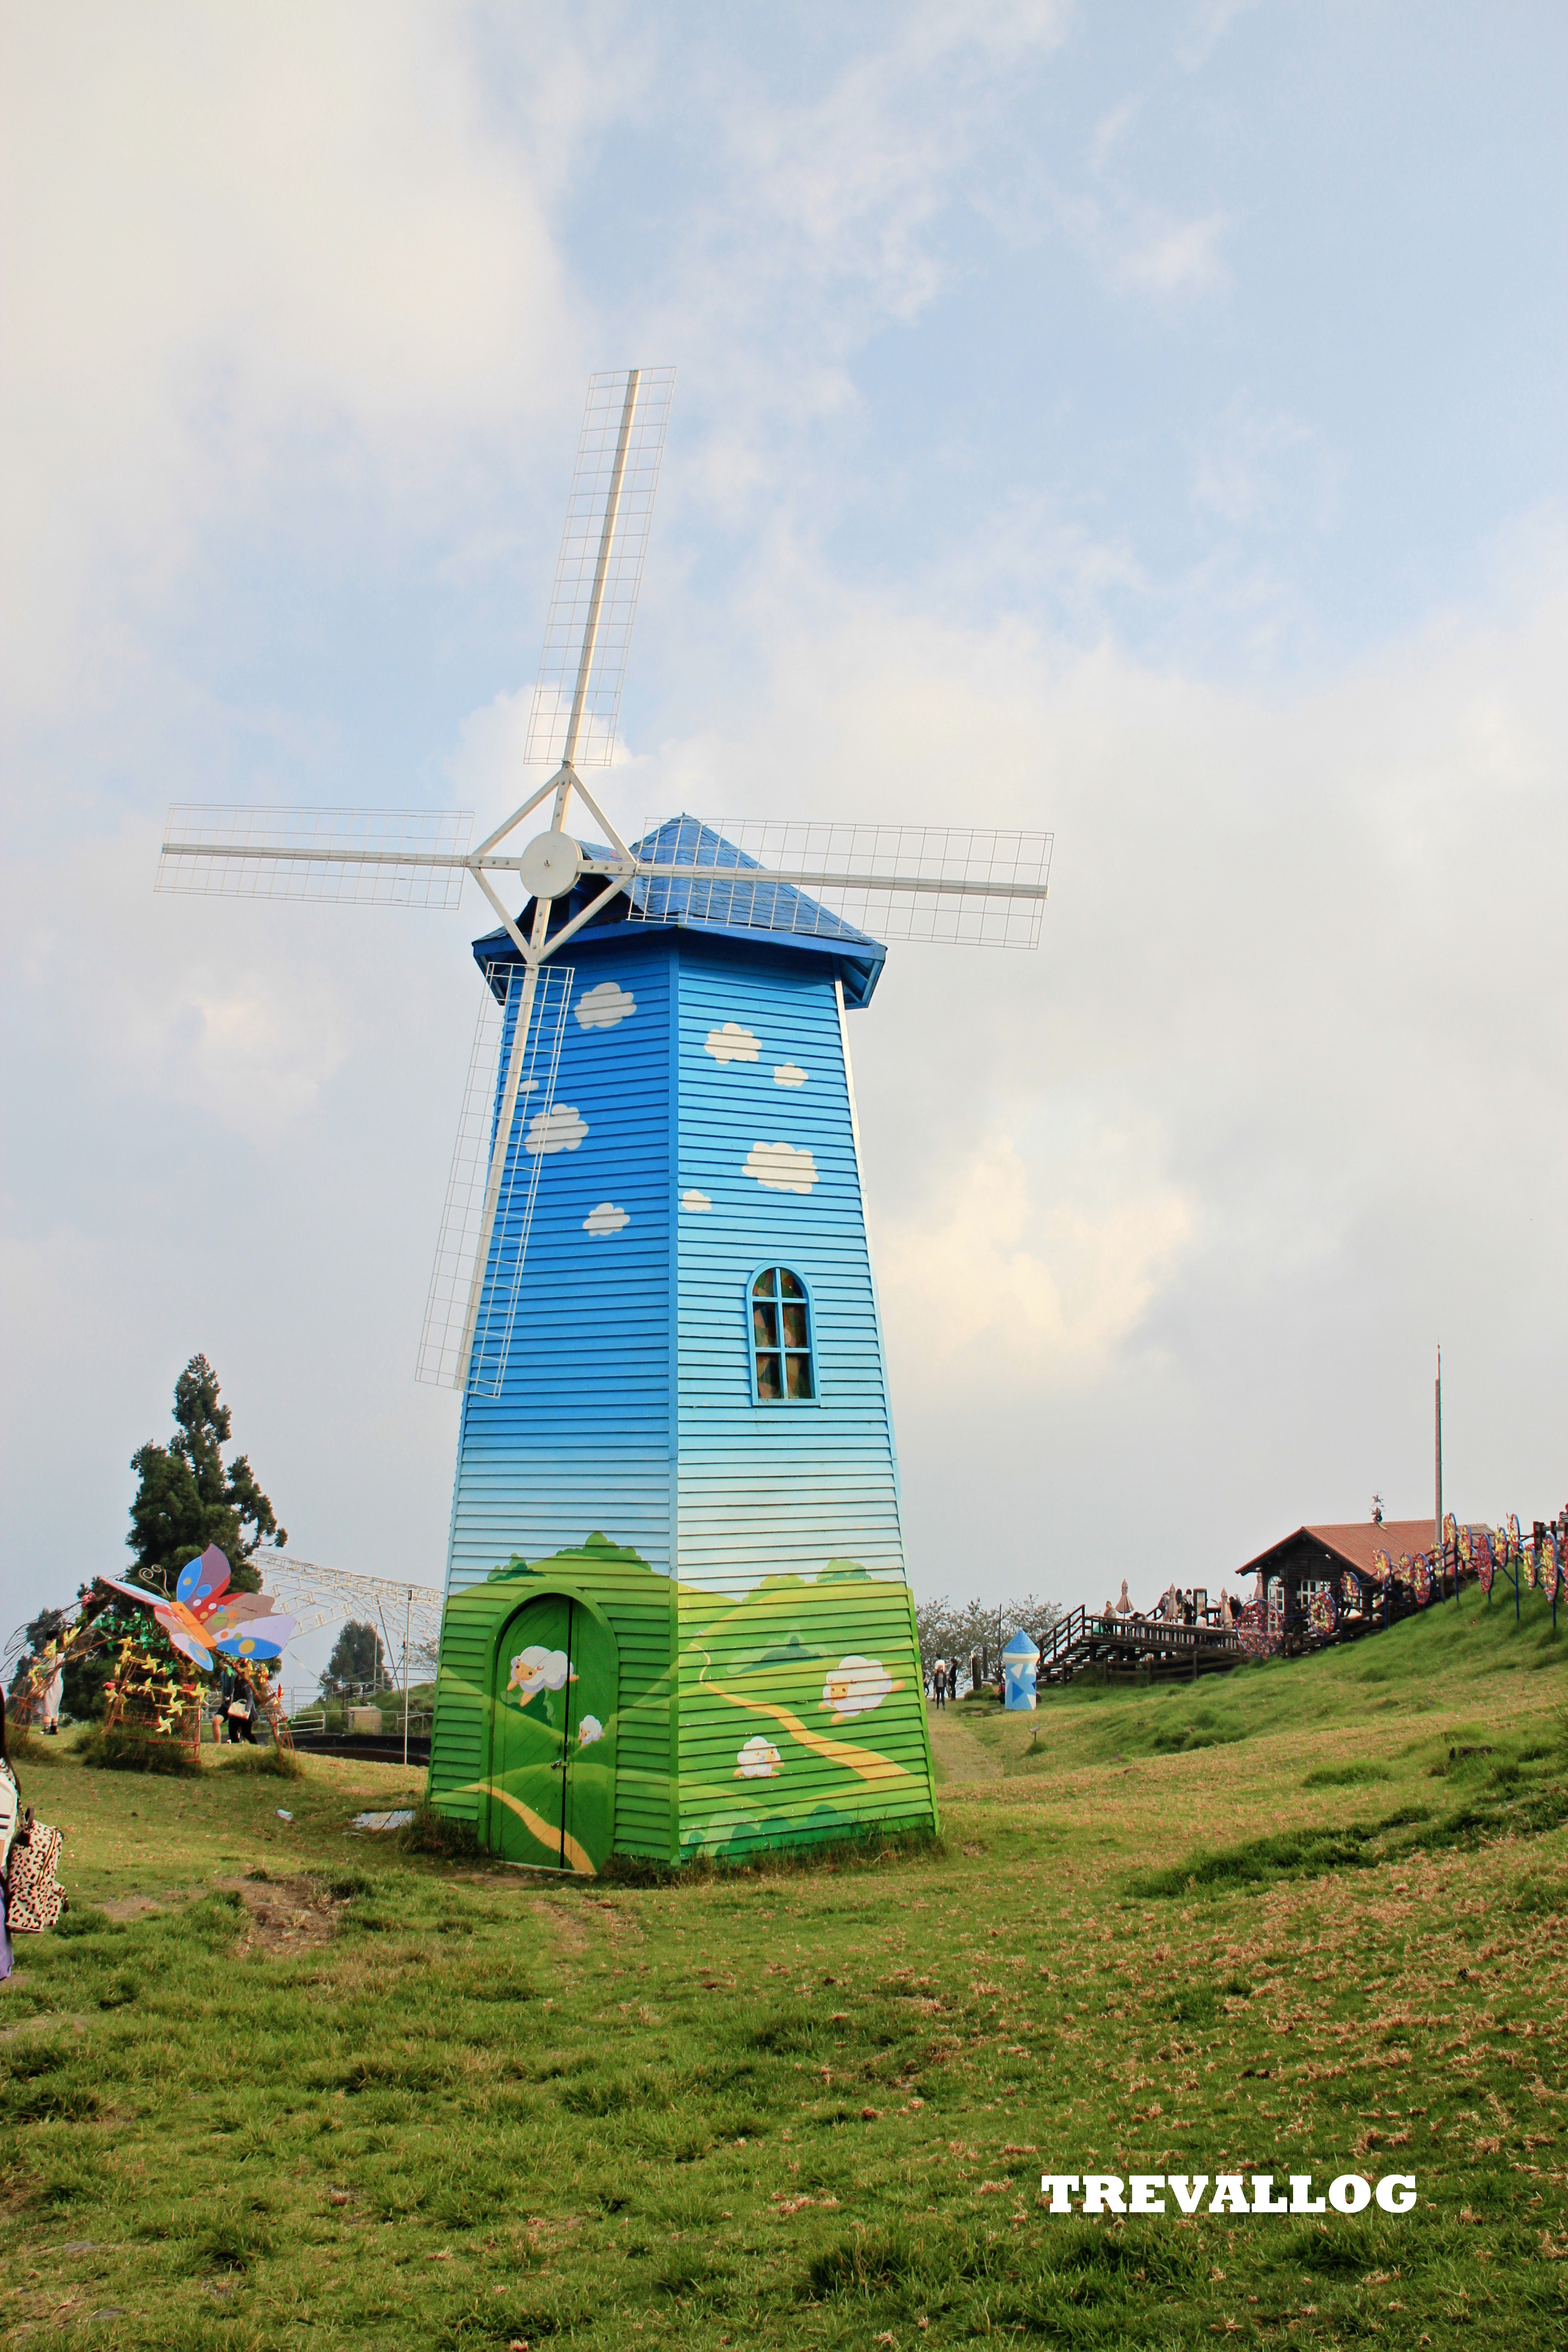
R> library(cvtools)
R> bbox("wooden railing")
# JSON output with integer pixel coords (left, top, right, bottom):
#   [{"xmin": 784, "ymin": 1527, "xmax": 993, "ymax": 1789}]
[{"xmin": 1037, "ymin": 1607, "xmax": 1242, "ymax": 1678}]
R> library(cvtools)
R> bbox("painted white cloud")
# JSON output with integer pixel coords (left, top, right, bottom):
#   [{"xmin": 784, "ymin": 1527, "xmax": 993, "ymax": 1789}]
[
  {"xmin": 583, "ymin": 1201, "xmax": 629, "ymax": 1236},
  {"xmin": 681, "ymin": 1189, "xmax": 713, "ymax": 1212},
  {"xmin": 745, "ymin": 1141, "xmax": 818, "ymax": 1194},
  {"xmin": 822, "ymin": 1656, "xmax": 893, "ymax": 1720},
  {"xmin": 578, "ymin": 1714, "xmax": 604, "ymax": 1747},
  {"xmin": 774, "ymin": 1063, "xmax": 808, "ymax": 1088},
  {"xmin": 706, "ymin": 1022, "xmax": 760, "ymax": 1064},
  {"xmin": 576, "ymin": 982, "xmax": 636, "ymax": 1030},
  {"xmin": 735, "ymin": 1735, "xmax": 781, "ymax": 1779},
  {"xmin": 525, "ymin": 1104, "xmax": 587, "ymax": 1156}
]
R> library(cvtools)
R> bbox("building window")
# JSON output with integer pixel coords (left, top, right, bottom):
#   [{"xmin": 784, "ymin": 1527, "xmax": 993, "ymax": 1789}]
[{"xmin": 751, "ymin": 1268, "xmax": 814, "ymax": 1401}]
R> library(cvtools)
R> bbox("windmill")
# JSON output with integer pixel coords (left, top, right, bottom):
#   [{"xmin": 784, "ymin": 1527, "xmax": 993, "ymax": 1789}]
[{"xmin": 158, "ymin": 367, "xmax": 1053, "ymax": 1873}]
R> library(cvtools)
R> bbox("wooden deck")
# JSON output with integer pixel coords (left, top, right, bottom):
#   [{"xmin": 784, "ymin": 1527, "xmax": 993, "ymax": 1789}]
[{"xmin": 1037, "ymin": 1605, "xmax": 1243, "ymax": 1685}]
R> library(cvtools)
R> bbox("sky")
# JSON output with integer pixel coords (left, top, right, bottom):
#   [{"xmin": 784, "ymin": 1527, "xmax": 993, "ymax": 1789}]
[{"xmin": 2, "ymin": 0, "xmax": 1565, "ymax": 1668}]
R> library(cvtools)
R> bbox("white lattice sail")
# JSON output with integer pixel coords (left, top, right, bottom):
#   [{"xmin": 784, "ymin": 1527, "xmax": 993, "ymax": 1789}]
[
  {"xmin": 524, "ymin": 367, "xmax": 676, "ymax": 769},
  {"xmin": 623, "ymin": 818, "xmax": 1053, "ymax": 949},
  {"xmin": 416, "ymin": 961, "xmax": 574, "ymax": 1396},
  {"xmin": 157, "ymin": 806, "xmax": 474, "ymax": 908}
]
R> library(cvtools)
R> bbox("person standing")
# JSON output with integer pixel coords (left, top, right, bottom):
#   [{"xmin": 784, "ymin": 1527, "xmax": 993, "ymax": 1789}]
[
  {"xmin": 40, "ymin": 1662, "xmax": 63, "ymax": 1737},
  {"xmin": 932, "ymin": 1661, "xmax": 946, "ymax": 1710},
  {"xmin": 0, "ymin": 1692, "xmax": 29, "ymax": 1982},
  {"xmin": 225, "ymin": 1672, "xmax": 257, "ymax": 1746}
]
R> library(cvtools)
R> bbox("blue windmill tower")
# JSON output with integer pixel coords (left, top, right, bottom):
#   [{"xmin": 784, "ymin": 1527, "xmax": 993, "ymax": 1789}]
[{"xmin": 157, "ymin": 369, "xmax": 1052, "ymax": 1872}]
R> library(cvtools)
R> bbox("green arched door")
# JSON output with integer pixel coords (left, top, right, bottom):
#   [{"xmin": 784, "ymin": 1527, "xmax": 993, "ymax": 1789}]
[{"xmin": 490, "ymin": 1593, "xmax": 618, "ymax": 1874}]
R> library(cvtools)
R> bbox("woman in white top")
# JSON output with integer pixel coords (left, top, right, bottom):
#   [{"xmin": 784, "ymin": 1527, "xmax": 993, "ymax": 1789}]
[{"xmin": 0, "ymin": 1690, "xmax": 28, "ymax": 1981}]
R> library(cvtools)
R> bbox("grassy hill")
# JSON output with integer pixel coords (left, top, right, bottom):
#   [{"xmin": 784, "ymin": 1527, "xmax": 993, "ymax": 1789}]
[{"xmin": 0, "ymin": 1587, "xmax": 1559, "ymax": 2349}]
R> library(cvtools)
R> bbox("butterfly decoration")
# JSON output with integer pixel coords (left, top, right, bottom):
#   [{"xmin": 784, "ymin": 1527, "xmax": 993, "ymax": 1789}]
[{"xmin": 98, "ymin": 1545, "xmax": 298, "ymax": 1672}]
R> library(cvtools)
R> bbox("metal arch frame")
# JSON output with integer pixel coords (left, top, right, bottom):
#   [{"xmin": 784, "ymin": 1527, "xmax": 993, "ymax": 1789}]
[{"xmin": 264, "ymin": 1554, "xmax": 445, "ymax": 1769}]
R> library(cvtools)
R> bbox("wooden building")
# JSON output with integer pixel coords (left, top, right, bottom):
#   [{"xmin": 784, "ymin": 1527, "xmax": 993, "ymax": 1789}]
[{"xmin": 1238, "ymin": 1518, "xmax": 1437, "ymax": 1649}]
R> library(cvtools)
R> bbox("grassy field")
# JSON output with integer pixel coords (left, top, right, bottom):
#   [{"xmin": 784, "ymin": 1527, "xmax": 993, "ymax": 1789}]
[{"xmin": 0, "ymin": 1588, "xmax": 1563, "ymax": 2349}]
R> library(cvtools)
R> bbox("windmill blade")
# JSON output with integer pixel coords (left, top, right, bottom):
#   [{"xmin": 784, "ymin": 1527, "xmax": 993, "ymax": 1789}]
[
  {"xmin": 621, "ymin": 818, "xmax": 1053, "ymax": 949},
  {"xmin": 416, "ymin": 959, "xmax": 575, "ymax": 1396},
  {"xmin": 157, "ymin": 805, "xmax": 474, "ymax": 908},
  {"xmin": 524, "ymin": 367, "xmax": 676, "ymax": 771}
]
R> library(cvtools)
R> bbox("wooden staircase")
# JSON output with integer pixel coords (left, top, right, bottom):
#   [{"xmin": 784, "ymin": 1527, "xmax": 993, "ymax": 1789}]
[{"xmin": 1036, "ymin": 1605, "xmax": 1242, "ymax": 1685}]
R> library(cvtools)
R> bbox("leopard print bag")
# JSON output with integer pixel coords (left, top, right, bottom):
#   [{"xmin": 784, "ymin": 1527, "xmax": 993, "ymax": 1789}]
[{"xmin": 7, "ymin": 1823, "xmax": 66, "ymax": 1933}]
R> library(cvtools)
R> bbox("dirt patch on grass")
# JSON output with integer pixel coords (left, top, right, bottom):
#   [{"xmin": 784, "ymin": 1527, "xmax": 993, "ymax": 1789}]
[
  {"xmin": 98, "ymin": 1891, "xmax": 194, "ymax": 1923},
  {"xmin": 226, "ymin": 1876, "xmax": 348, "ymax": 1957},
  {"xmin": 534, "ymin": 1898, "xmax": 590, "ymax": 1956}
]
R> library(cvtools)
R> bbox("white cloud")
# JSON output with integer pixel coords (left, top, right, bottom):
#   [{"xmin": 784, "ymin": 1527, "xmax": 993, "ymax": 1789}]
[
  {"xmin": 774, "ymin": 1063, "xmax": 808, "ymax": 1087},
  {"xmin": 525, "ymin": 1104, "xmax": 588, "ymax": 1155},
  {"xmin": 822, "ymin": 1656, "xmax": 893, "ymax": 1719},
  {"xmin": 583, "ymin": 1200, "xmax": 630, "ymax": 1236},
  {"xmin": 681, "ymin": 1189, "xmax": 713, "ymax": 1212},
  {"xmin": 735, "ymin": 1734, "xmax": 781, "ymax": 1779},
  {"xmin": 877, "ymin": 1132, "xmax": 1194, "ymax": 1393},
  {"xmin": 745, "ymin": 1142, "xmax": 818, "ymax": 1194},
  {"xmin": 0, "ymin": 4, "xmax": 588, "ymax": 719},
  {"xmin": 706, "ymin": 1022, "xmax": 760, "ymax": 1063},
  {"xmin": 1114, "ymin": 210, "xmax": 1229, "ymax": 297},
  {"xmin": 576, "ymin": 981, "xmax": 637, "ymax": 1030},
  {"xmin": 1191, "ymin": 394, "xmax": 1340, "ymax": 534}
]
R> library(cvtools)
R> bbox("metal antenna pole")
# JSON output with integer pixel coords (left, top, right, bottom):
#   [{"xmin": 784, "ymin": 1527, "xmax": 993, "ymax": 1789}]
[
  {"xmin": 562, "ymin": 370, "xmax": 641, "ymax": 773},
  {"xmin": 1435, "ymin": 1343, "xmax": 1446, "ymax": 1601},
  {"xmin": 402, "ymin": 1585, "xmax": 412, "ymax": 1769}
]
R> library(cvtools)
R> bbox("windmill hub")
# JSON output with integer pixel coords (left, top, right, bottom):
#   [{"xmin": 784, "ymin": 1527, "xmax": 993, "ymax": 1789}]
[{"xmin": 519, "ymin": 828, "xmax": 583, "ymax": 901}]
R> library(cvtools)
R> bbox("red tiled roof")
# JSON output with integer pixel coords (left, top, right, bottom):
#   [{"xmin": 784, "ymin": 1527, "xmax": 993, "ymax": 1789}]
[{"xmin": 1240, "ymin": 1519, "xmax": 1436, "ymax": 1580}]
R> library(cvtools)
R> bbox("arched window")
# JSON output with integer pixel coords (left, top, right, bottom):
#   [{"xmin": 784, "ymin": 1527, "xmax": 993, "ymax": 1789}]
[{"xmin": 750, "ymin": 1268, "xmax": 814, "ymax": 1402}]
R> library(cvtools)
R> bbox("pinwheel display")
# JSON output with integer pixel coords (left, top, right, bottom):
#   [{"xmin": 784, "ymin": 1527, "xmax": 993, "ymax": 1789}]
[
  {"xmin": 1475, "ymin": 1527, "xmax": 1495, "ymax": 1595},
  {"xmin": 98, "ymin": 1545, "xmax": 297, "ymax": 1671},
  {"xmin": 1308, "ymin": 1585, "xmax": 1338, "ymax": 1636}
]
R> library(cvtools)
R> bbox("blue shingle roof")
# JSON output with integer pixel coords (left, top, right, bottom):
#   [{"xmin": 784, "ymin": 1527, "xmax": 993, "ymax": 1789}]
[{"xmin": 473, "ymin": 814, "xmax": 887, "ymax": 1009}]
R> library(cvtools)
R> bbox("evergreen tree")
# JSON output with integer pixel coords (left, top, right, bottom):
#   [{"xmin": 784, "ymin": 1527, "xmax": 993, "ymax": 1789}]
[
  {"xmin": 321, "ymin": 1621, "xmax": 388, "ymax": 1698},
  {"xmin": 126, "ymin": 1355, "xmax": 286, "ymax": 1598}
]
